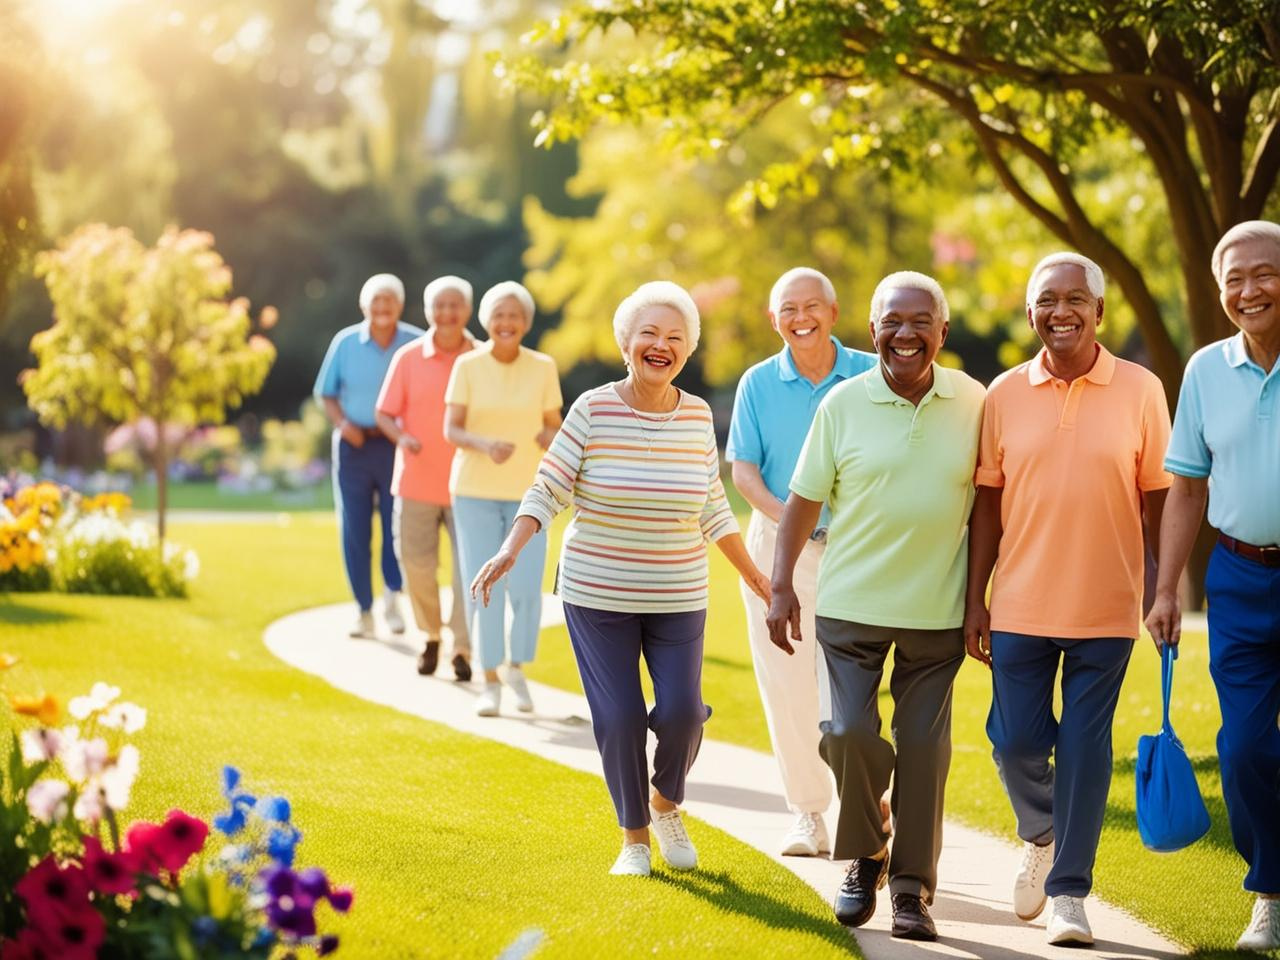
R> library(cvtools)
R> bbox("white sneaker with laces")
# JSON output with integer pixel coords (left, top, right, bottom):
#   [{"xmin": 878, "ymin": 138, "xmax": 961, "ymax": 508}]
[
  {"xmin": 1013, "ymin": 839, "xmax": 1053, "ymax": 920},
  {"xmin": 504, "ymin": 665, "xmax": 534, "ymax": 713},
  {"xmin": 649, "ymin": 805, "xmax": 697, "ymax": 870},
  {"xmin": 1046, "ymin": 895, "xmax": 1093, "ymax": 946},
  {"xmin": 349, "ymin": 610, "xmax": 375, "ymax": 639},
  {"xmin": 780, "ymin": 812, "xmax": 830, "ymax": 857},
  {"xmin": 383, "ymin": 591, "xmax": 405, "ymax": 634},
  {"xmin": 1237, "ymin": 897, "xmax": 1280, "ymax": 951},
  {"xmin": 609, "ymin": 843, "xmax": 651, "ymax": 877},
  {"xmin": 475, "ymin": 682, "xmax": 501, "ymax": 717}
]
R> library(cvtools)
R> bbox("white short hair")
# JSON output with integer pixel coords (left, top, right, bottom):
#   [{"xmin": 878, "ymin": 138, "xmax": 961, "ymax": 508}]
[
  {"xmin": 423, "ymin": 275, "xmax": 473, "ymax": 317},
  {"xmin": 1025, "ymin": 252, "xmax": 1105, "ymax": 308},
  {"xmin": 1212, "ymin": 220, "xmax": 1280, "ymax": 286},
  {"xmin": 477, "ymin": 281, "xmax": 535, "ymax": 332},
  {"xmin": 359, "ymin": 273, "xmax": 405, "ymax": 312},
  {"xmin": 769, "ymin": 267, "xmax": 837, "ymax": 314},
  {"xmin": 612, "ymin": 281, "xmax": 701, "ymax": 354},
  {"xmin": 869, "ymin": 271, "xmax": 949, "ymax": 326}
]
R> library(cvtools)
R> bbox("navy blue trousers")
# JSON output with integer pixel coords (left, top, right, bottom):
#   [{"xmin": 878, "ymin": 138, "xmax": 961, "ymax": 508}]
[
  {"xmin": 331, "ymin": 433, "xmax": 403, "ymax": 611},
  {"xmin": 987, "ymin": 631, "xmax": 1133, "ymax": 897},
  {"xmin": 1206, "ymin": 542, "xmax": 1280, "ymax": 894},
  {"xmin": 563, "ymin": 603, "xmax": 710, "ymax": 830}
]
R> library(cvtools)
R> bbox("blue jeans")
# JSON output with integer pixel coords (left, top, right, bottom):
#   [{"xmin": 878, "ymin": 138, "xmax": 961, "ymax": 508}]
[
  {"xmin": 987, "ymin": 631, "xmax": 1133, "ymax": 897},
  {"xmin": 331, "ymin": 433, "xmax": 402, "ymax": 611},
  {"xmin": 1206, "ymin": 542, "xmax": 1280, "ymax": 894},
  {"xmin": 452, "ymin": 496, "xmax": 547, "ymax": 672}
]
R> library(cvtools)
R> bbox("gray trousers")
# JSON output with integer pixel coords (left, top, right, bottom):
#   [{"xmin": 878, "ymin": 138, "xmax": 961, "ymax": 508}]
[{"xmin": 817, "ymin": 616, "xmax": 965, "ymax": 902}]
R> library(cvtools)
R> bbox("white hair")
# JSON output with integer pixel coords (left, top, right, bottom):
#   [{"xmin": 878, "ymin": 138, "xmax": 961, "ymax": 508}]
[
  {"xmin": 869, "ymin": 271, "xmax": 949, "ymax": 326},
  {"xmin": 1212, "ymin": 220, "xmax": 1280, "ymax": 286},
  {"xmin": 358, "ymin": 273, "xmax": 405, "ymax": 313},
  {"xmin": 423, "ymin": 275, "xmax": 473, "ymax": 317},
  {"xmin": 477, "ymin": 281, "xmax": 535, "ymax": 332},
  {"xmin": 769, "ymin": 267, "xmax": 837, "ymax": 314},
  {"xmin": 613, "ymin": 281, "xmax": 701, "ymax": 353},
  {"xmin": 1025, "ymin": 252, "xmax": 1105, "ymax": 308}
]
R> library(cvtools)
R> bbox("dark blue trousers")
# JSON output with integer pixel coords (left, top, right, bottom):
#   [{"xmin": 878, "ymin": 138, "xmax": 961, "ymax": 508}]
[
  {"xmin": 562, "ymin": 603, "xmax": 710, "ymax": 830},
  {"xmin": 331, "ymin": 433, "xmax": 402, "ymax": 611},
  {"xmin": 1206, "ymin": 542, "xmax": 1280, "ymax": 894},
  {"xmin": 987, "ymin": 631, "xmax": 1133, "ymax": 897}
]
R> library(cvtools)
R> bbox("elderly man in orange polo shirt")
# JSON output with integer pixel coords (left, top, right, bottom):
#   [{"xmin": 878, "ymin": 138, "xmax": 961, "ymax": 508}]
[{"xmin": 964, "ymin": 252, "xmax": 1171, "ymax": 947}]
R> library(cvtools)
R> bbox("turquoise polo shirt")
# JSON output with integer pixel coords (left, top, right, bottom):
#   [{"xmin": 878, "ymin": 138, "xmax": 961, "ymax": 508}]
[
  {"xmin": 791, "ymin": 365, "xmax": 986, "ymax": 629},
  {"xmin": 1165, "ymin": 333, "xmax": 1280, "ymax": 545},
  {"xmin": 313, "ymin": 320, "xmax": 425, "ymax": 428},
  {"xmin": 726, "ymin": 337, "xmax": 877, "ymax": 525}
]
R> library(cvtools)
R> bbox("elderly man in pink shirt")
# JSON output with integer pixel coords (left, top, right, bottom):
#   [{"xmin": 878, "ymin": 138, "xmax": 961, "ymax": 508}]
[{"xmin": 376, "ymin": 276, "xmax": 476, "ymax": 680}]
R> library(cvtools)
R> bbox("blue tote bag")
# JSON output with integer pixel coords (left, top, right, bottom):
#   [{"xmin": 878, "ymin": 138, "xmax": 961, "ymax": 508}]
[{"xmin": 1135, "ymin": 644, "xmax": 1210, "ymax": 852}]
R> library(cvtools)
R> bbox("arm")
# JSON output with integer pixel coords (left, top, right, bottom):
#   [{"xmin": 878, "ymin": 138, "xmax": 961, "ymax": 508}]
[
  {"xmin": 470, "ymin": 515, "xmax": 542, "ymax": 606},
  {"xmin": 322, "ymin": 395, "xmax": 365, "ymax": 448},
  {"xmin": 536, "ymin": 407, "xmax": 563, "ymax": 450},
  {"xmin": 1144, "ymin": 475, "xmax": 1208, "ymax": 648},
  {"xmin": 375, "ymin": 411, "xmax": 420, "ymax": 453},
  {"xmin": 713, "ymin": 531, "xmax": 771, "ymax": 605},
  {"xmin": 1140, "ymin": 486, "xmax": 1168, "ymax": 620},
  {"xmin": 963, "ymin": 485, "xmax": 1003, "ymax": 667},
  {"xmin": 764, "ymin": 493, "xmax": 823, "ymax": 655},
  {"xmin": 444, "ymin": 403, "xmax": 514, "ymax": 464},
  {"xmin": 730, "ymin": 461, "xmax": 786, "ymax": 523}
]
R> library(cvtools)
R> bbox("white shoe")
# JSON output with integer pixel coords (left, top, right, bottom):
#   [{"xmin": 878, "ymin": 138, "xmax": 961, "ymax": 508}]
[
  {"xmin": 349, "ymin": 610, "xmax": 375, "ymax": 639},
  {"xmin": 609, "ymin": 843, "xmax": 651, "ymax": 876},
  {"xmin": 649, "ymin": 805, "xmax": 697, "ymax": 870},
  {"xmin": 1046, "ymin": 895, "xmax": 1093, "ymax": 947},
  {"xmin": 780, "ymin": 812, "xmax": 830, "ymax": 857},
  {"xmin": 504, "ymin": 665, "xmax": 534, "ymax": 713},
  {"xmin": 1013, "ymin": 840, "xmax": 1053, "ymax": 920},
  {"xmin": 1237, "ymin": 897, "xmax": 1280, "ymax": 951},
  {"xmin": 475, "ymin": 682, "xmax": 501, "ymax": 717},
  {"xmin": 383, "ymin": 592, "xmax": 405, "ymax": 634}
]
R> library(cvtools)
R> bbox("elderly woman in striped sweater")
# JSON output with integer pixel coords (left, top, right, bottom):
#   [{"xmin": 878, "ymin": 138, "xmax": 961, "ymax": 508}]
[{"xmin": 470, "ymin": 280, "xmax": 771, "ymax": 877}]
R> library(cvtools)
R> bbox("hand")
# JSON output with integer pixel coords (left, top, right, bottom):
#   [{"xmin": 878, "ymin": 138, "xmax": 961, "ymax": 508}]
[
  {"xmin": 765, "ymin": 583, "xmax": 801, "ymax": 656},
  {"xmin": 470, "ymin": 550, "xmax": 516, "ymax": 607},
  {"xmin": 535, "ymin": 426, "xmax": 558, "ymax": 450},
  {"xmin": 339, "ymin": 420, "xmax": 365, "ymax": 448},
  {"xmin": 1144, "ymin": 590, "xmax": 1182, "ymax": 650},
  {"xmin": 398, "ymin": 433, "xmax": 422, "ymax": 454},
  {"xmin": 963, "ymin": 599, "xmax": 992, "ymax": 667},
  {"xmin": 743, "ymin": 566, "xmax": 771, "ymax": 606},
  {"xmin": 487, "ymin": 440, "xmax": 516, "ymax": 464}
]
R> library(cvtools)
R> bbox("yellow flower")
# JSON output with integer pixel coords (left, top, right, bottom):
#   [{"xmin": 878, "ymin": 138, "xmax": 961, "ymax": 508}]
[
  {"xmin": 0, "ymin": 653, "xmax": 20, "ymax": 670},
  {"xmin": 11, "ymin": 692, "xmax": 59, "ymax": 725}
]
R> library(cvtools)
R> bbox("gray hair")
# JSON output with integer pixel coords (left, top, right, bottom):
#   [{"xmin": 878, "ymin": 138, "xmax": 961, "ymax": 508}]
[
  {"xmin": 869, "ymin": 271, "xmax": 950, "ymax": 327},
  {"xmin": 613, "ymin": 281, "xmax": 701, "ymax": 353},
  {"xmin": 423, "ymin": 275, "xmax": 473, "ymax": 317},
  {"xmin": 1212, "ymin": 220, "xmax": 1280, "ymax": 286},
  {"xmin": 359, "ymin": 273, "xmax": 405, "ymax": 313},
  {"xmin": 769, "ymin": 267, "xmax": 837, "ymax": 314},
  {"xmin": 1025, "ymin": 252, "xmax": 1105, "ymax": 308},
  {"xmin": 477, "ymin": 281, "xmax": 535, "ymax": 332}
]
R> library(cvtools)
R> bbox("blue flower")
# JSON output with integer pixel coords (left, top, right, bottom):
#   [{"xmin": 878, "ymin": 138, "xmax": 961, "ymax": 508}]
[
  {"xmin": 267, "ymin": 825, "xmax": 302, "ymax": 866},
  {"xmin": 255, "ymin": 795, "xmax": 291, "ymax": 824},
  {"xmin": 192, "ymin": 915, "xmax": 220, "ymax": 945},
  {"xmin": 215, "ymin": 764, "xmax": 257, "ymax": 836}
]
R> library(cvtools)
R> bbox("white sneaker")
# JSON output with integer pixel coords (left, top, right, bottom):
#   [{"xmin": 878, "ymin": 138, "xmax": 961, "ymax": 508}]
[
  {"xmin": 649, "ymin": 805, "xmax": 697, "ymax": 870},
  {"xmin": 475, "ymin": 682, "xmax": 501, "ymax": 717},
  {"xmin": 609, "ymin": 843, "xmax": 651, "ymax": 877},
  {"xmin": 504, "ymin": 665, "xmax": 534, "ymax": 713},
  {"xmin": 1013, "ymin": 840, "xmax": 1053, "ymax": 920},
  {"xmin": 383, "ymin": 592, "xmax": 405, "ymax": 634},
  {"xmin": 780, "ymin": 812, "xmax": 830, "ymax": 857},
  {"xmin": 349, "ymin": 610, "xmax": 375, "ymax": 639},
  {"xmin": 1237, "ymin": 897, "xmax": 1280, "ymax": 951},
  {"xmin": 1046, "ymin": 895, "xmax": 1093, "ymax": 947}
]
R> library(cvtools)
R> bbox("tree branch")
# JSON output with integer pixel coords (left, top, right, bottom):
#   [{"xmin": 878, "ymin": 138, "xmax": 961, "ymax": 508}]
[{"xmin": 1242, "ymin": 114, "xmax": 1280, "ymax": 218}]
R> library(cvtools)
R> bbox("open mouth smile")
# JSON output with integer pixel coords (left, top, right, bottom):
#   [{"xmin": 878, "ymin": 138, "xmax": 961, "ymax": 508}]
[
  {"xmin": 889, "ymin": 345, "xmax": 923, "ymax": 357},
  {"xmin": 642, "ymin": 354, "xmax": 672, "ymax": 368}
]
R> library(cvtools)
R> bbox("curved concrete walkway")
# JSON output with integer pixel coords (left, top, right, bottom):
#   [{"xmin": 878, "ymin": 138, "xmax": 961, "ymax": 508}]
[{"xmin": 265, "ymin": 597, "xmax": 1185, "ymax": 960}]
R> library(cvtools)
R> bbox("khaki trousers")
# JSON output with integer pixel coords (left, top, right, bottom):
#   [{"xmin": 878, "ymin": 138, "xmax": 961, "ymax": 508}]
[{"xmin": 394, "ymin": 497, "xmax": 469, "ymax": 654}]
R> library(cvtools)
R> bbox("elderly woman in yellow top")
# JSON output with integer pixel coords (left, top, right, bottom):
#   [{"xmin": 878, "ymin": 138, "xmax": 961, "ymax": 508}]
[{"xmin": 444, "ymin": 281, "xmax": 563, "ymax": 717}]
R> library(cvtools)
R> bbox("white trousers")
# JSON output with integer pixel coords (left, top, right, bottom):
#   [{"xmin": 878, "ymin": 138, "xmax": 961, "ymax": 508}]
[{"xmin": 740, "ymin": 510, "xmax": 834, "ymax": 813}]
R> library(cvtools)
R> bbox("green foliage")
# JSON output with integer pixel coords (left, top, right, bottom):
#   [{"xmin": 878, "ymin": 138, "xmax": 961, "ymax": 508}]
[{"xmin": 48, "ymin": 523, "xmax": 194, "ymax": 599}]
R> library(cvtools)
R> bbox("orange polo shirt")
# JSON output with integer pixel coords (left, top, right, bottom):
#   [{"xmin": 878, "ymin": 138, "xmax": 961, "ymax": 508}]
[
  {"xmin": 976, "ymin": 346, "xmax": 1172, "ymax": 639},
  {"xmin": 376, "ymin": 330, "xmax": 475, "ymax": 506}
]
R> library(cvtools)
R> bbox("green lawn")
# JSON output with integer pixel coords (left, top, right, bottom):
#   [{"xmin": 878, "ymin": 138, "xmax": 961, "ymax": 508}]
[
  {"xmin": 0, "ymin": 515, "xmax": 860, "ymax": 960},
  {"xmin": 129, "ymin": 480, "xmax": 334, "ymax": 512}
]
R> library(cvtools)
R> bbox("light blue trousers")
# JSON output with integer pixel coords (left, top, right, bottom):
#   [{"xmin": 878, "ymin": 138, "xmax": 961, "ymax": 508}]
[{"xmin": 452, "ymin": 495, "xmax": 547, "ymax": 672}]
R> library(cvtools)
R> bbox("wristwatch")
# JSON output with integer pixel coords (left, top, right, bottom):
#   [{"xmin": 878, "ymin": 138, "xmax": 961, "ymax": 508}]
[{"xmin": 809, "ymin": 526, "xmax": 828, "ymax": 544}]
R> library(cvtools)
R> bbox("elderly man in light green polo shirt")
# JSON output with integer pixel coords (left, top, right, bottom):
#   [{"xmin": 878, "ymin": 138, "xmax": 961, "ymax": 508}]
[{"xmin": 767, "ymin": 271, "xmax": 985, "ymax": 942}]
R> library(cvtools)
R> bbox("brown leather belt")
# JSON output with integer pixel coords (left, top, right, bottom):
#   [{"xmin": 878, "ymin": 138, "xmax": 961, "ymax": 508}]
[{"xmin": 1219, "ymin": 533, "xmax": 1280, "ymax": 567}]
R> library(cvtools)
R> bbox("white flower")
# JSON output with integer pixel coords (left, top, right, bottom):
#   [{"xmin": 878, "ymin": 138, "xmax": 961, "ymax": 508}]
[
  {"xmin": 61, "ymin": 736, "xmax": 109, "ymax": 783},
  {"xmin": 183, "ymin": 549, "xmax": 200, "ymax": 581},
  {"xmin": 101, "ymin": 744, "xmax": 140, "ymax": 810},
  {"xmin": 68, "ymin": 681, "xmax": 121, "ymax": 720},
  {"xmin": 74, "ymin": 784, "xmax": 104, "ymax": 823},
  {"xmin": 26, "ymin": 779, "xmax": 70, "ymax": 824},
  {"xmin": 20, "ymin": 728, "xmax": 63, "ymax": 765},
  {"xmin": 99, "ymin": 701, "xmax": 147, "ymax": 734}
]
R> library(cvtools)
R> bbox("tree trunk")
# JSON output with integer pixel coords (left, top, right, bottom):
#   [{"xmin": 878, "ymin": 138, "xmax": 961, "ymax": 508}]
[{"xmin": 154, "ymin": 430, "xmax": 167, "ymax": 547}]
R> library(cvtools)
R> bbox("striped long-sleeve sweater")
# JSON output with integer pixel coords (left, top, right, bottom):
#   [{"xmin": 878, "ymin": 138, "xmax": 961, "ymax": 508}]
[{"xmin": 518, "ymin": 384, "xmax": 739, "ymax": 614}]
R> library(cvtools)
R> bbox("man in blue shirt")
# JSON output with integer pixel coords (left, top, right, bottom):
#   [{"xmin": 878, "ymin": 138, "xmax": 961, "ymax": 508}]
[
  {"xmin": 314, "ymin": 273, "xmax": 425, "ymax": 639},
  {"xmin": 1147, "ymin": 219, "xmax": 1280, "ymax": 952},
  {"xmin": 727, "ymin": 267, "xmax": 877, "ymax": 859}
]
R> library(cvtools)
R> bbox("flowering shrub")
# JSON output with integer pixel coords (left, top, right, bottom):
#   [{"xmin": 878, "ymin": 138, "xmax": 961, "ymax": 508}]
[
  {"xmin": 0, "ymin": 481, "xmax": 61, "ymax": 591},
  {"xmin": 1, "ymin": 667, "xmax": 351, "ymax": 958}
]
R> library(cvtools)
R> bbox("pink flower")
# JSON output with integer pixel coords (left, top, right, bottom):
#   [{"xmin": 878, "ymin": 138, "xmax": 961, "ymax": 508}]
[
  {"xmin": 19, "ymin": 728, "xmax": 62, "ymax": 764},
  {"xmin": 126, "ymin": 810, "xmax": 209, "ymax": 874},
  {"xmin": 14, "ymin": 856, "xmax": 92, "ymax": 932},
  {"xmin": 25, "ymin": 780, "xmax": 69, "ymax": 824},
  {"xmin": 81, "ymin": 837, "xmax": 140, "ymax": 896}
]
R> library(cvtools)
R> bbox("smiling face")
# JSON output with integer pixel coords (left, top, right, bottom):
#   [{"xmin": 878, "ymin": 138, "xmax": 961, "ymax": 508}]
[
  {"xmin": 870, "ymin": 286, "xmax": 947, "ymax": 398},
  {"xmin": 486, "ymin": 295, "xmax": 530, "ymax": 347},
  {"xmin": 1028, "ymin": 262, "xmax": 1101, "ymax": 366},
  {"xmin": 624, "ymin": 305, "xmax": 690, "ymax": 389},
  {"xmin": 429, "ymin": 288, "xmax": 471, "ymax": 334},
  {"xmin": 365, "ymin": 290, "xmax": 403, "ymax": 331},
  {"xmin": 1218, "ymin": 237, "xmax": 1280, "ymax": 342},
  {"xmin": 771, "ymin": 274, "xmax": 838, "ymax": 353}
]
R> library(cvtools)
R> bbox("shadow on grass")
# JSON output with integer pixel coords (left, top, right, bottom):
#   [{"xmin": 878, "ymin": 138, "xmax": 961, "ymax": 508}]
[{"xmin": 0, "ymin": 600, "xmax": 81, "ymax": 625}]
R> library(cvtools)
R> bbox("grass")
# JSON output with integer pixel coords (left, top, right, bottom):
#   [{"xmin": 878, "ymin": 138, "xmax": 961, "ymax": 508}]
[
  {"xmin": 0, "ymin": 515, "xmax": 861, "ymax": 960},
  {"xmin": 128, "ymin": 481, "xmax": 333, "ymax": 512}
]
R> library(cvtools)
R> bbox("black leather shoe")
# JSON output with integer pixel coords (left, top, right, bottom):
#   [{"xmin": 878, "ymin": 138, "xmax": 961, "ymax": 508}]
[
  {"xmin": 833, "ymin": 857, "xmax": 888, "ymax": 927},
  {"xmin": 416, "ymin": 641, "xmax": 440, "ymax": 676},
  {"xmin": 891, "ymin": 893, "xmax": 937, "ymax": 941},
  {"xmin": 451, "ymin": 653, "xmax": 472, "ymax": 682}
]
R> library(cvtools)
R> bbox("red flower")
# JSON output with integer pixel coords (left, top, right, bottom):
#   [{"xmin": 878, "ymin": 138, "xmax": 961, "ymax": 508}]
[
  {"xmin": 1, "ymin": 928, "xmax": 58, "ymax": 960},
  {"xmin": 125, "ymin": 810, "xmax": 209, "ymax": 874},
  {"xmin": 123, "ymin": 820, "xmax": 165, "ymax": 874},
  {"xmin": 14, "ymin": 856, "xmax": 91, "ymax": 930},
  {"xmin": 82, "ymin": 836, "xmax": 140, "ymax": 896},
  {"xmin": 27, "ymin": 908, "xmax": 104, "ymax": 960}
]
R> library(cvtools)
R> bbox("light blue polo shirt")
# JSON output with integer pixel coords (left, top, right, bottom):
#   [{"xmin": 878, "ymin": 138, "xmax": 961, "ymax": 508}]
[
  {"xmin": 726, "ymin": 337, "xmax": 877, "ymax": 525},
  {"xmin": 313, "ymin": 320, "xmax": 425, "ymax": 427},
  {"xmin": 1165, "ymin": 333, "xmax": 1280, "ymax": 545}
]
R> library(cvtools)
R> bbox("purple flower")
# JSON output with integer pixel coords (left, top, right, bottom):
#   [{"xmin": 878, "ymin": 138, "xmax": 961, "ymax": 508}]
[
  {"xmin": 296, "ymin": 868, "xmax": 330, "ymax": 900},
  {"xmin": 318, "ymin": 934, "xmax": 340, "ymax": 955}
]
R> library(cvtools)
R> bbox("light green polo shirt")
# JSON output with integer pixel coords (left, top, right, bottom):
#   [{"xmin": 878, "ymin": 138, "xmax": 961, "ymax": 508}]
[{"xmin": 790, "ymin": 364, "xmax": 986, "ymax": 629}]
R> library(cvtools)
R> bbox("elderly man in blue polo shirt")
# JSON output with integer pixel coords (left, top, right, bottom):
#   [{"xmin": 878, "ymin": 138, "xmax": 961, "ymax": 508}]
[
  {"xmin": 1147, "ymin": 219, "xmax": 1280, "ymax": 953},
  {"xmin": 315, "ymin": 273, "xmax": 425, "ymax": 639},
  {"xmin": 727, "ymin": 267, "xmax": 877, "ymax": 857}
]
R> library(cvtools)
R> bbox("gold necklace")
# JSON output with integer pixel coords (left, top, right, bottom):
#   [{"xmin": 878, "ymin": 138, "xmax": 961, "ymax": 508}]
[{"xmin": 617, "ymin": 382, "xmax": 679, "ymax": 450}]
